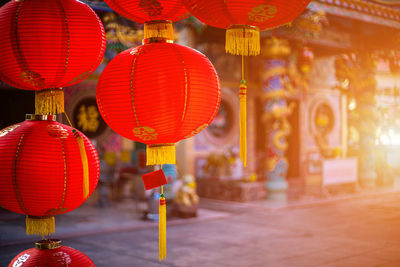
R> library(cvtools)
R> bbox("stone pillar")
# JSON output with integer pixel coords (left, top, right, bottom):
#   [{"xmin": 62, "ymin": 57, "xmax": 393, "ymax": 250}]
[{"xmin": 262, "ymin": 38, "xmax": 292, "ymax": 201}]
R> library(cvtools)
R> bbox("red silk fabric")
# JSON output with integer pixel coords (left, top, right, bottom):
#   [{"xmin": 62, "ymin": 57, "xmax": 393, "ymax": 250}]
[
  {"xmin": 0, "ymin": 120, "xmax": 99, "ymax": 216},
  {"xmin": 0, "ymin": 0, "xmax": 106, "ymax": 91},
  {"xmin": 9, "ymin": 245, "xmax": 95, "ymax": 267},
  {"xmin": 183, "ymin": 0, "xmax": 311, "ymax": 30},
  {"xmin": 96, "ymin": 42, "xmax": 221, "ymax": 144},
  {"xmin": 105, "ymin": 0, "xmax": 189, "ymax": 23}
]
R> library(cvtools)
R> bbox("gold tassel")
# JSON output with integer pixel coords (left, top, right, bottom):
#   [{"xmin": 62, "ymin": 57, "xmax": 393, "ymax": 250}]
[
  {"xmin": 73, "ymin": 129, "xmax": 90, "ymax": 199},
  {"xmin": 35, "ymin": 89, "xmax": 64, "ymax": 115},
  {"xmin": 239, "ymin": 80, "xmax": 247, "ymax": 167},
  {"xmin": 226, "ymin": 25, "xmax": 260, "ymax": 56},
  {"xmin": 146, "ymin": 144, "xmax": 175, "ymax": 166},
  {"xmin": 144, "ymin": 20, "xmax": 174, "ymax": 40},
  {"xmin": 26, "ymin": 215, "xmax": 55, "ymax": 238},
  {"xmin": 159, "ymin": 187, "xmax": 167, "ymax": 261}
]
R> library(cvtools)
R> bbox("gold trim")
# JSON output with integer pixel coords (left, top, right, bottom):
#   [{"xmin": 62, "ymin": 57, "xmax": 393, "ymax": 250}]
[
  {"xmin": 57, "ymin": 1, "xmax": 70, "ymax": 72},
  {"xmin": 130, "ymin": 55, "xmax": 140, "ymax": 125},
  {"xmin": 14, "ymin": 134, "xmax": 26, "ymax": 213},
  {"xmin": 228, "ymin": 24, "xmax": 260, "ymax": 31},
  {"xmin": 59, "ymin": 139, "xmax": 67, "ymax": 208},
  {"xmin": 25, "ymin": 114, "xmax": 57, "ymax": 121},
  {"xmin": 35, "ymin": 239, "xmax": 62, "ymax": 250}
]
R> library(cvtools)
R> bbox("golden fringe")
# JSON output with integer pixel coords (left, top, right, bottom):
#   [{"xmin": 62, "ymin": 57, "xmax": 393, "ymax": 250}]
[
  {"xmin": 159, "ymin": 196, "xmax": 167, "ymax": 261},
  {"xmin": 226, "ymin": 27, "xmax": 260, "ymax": 56},
  {"xmin": 26, "ymin": 216, "xmax": 55, "ymax": 238},
  {"xmin": 73, "ymin": 130, "xmax": 90, "ymax": 199},
  {"xmin": 146, "ymin": 144, "xmax": 176, "ymax": 166},
  {"xmin": 239, "ymin": 83, "xmax": 247, "ymax": 167},
  {"xmin": 35, "ymin": 89, "xmax": 64, "ymax": 115},
  {"xmin": 144, "ymin": 21, "xmax": 174, "ymax": 40}
]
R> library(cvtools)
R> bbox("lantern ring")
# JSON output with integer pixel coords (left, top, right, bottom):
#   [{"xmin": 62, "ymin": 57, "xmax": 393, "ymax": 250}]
[
  {"xmin": 148, "ymin": 143, "xmax": 175, "ymax": 148},
  {"xmin": 25, "ymin": 114, "xmax": 57, "ymax": 122},
  {"xmin": 142, "ymin": 37, "xmax": 173, "ymax": 45},
  {"xmin": 228, "ymin": 24, "xmax": 260, "ymax": 31},
  {"xmin": 35, "ymin": 239, "xmax": 62, "ymax": 250},
  {"xmin": 144, "ymin": 19, "xmax": 173, "ymax": 25}
]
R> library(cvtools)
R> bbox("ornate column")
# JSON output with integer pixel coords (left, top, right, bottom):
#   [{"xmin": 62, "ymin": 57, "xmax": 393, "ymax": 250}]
[{"xmin": 262, "ymin": 38, "xmax": 293, "ymax": 200}]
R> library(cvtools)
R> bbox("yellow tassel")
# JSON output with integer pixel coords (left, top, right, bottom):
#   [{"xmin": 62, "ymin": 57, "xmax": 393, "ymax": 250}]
[
  {"xmin": 26, "ymin": 216, "xmax": 55, "ymax": 239},
  {"xmin": 35, "ymin": 89, "xmax": 64, "ymax": 115},
  {"xmin": 239, "ymin": 82, "xmax": 247, "ymax": 167},
  {"xmin": 146, "ymin": 144, "xmax": 175, "ymax": 166},
  {"xmin": 226, "ymin": 25, "xmax": 260, "ymax": 56},
  {"xmin": 73, "ymin": 129, "xmax": 90, "ymax": 199},
  {"xmin": 159, "ymin": 192, "xmax": 167, "ymax": 261},
  {"xmin": 144, "ymin": 20, "xmax": 174, "ymax": 40}
]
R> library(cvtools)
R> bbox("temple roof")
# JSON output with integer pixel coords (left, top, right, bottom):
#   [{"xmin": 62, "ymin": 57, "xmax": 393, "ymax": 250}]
[{"xmin": 313, "ymin": 0, "xmax": 400, "ymax": 28}]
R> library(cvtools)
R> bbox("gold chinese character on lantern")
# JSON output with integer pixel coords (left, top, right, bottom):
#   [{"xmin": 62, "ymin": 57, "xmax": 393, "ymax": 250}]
[{"xmin": 77, "ymin": 105, "xmax": 100, "ymax": 133}]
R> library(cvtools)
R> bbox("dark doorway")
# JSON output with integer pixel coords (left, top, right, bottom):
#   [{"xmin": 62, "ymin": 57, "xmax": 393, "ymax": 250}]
[
  {"xmin": 287, "ymin": 99, "xmax": 300, "ymax": 179},
  {"xmin": 0, "ymin": 88, "xmax": 35, "ymax": 129}
]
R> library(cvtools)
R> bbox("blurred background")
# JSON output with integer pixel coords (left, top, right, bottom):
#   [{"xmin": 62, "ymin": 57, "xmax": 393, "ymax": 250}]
[{"xmin": 1, "ymin": 0, "xmax": 400, "ymax": 266}]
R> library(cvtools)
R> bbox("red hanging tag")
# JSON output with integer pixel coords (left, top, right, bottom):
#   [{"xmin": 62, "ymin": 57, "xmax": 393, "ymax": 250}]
[{"xmin": 142, "ymin": 169, "xmax": 168, "ymax": 190}]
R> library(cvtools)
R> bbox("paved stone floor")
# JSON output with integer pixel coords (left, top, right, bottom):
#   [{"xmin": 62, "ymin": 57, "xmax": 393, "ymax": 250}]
[{"xmin": 1, "ymin": 192, "xmax": 400, "ymax": 267}]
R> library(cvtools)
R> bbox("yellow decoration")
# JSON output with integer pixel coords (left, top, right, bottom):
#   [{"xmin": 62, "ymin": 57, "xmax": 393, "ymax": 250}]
[
  {"xmin": 226, "ymin": 25, "xmax": 260, "ymax": 56},
  {"xmin": 239, "ymin": 82, "xmax": 247, "ymax": 167},
  {"xmin": 146, "ymin": 144, "xmax": 176, "ymax": 166},
  {"xmin": 35, "ymin": 89, "xmax": 64, "ymax": 115},
  {"xmin": 144, "ymin": 20, "xmax": 174, "ymax": 41},
  {"xmin": 159, "ymin": 187, "xmax": 167, "ymax": 261},
  {"xmin": 73, "ymin": 129, "xmax": 90, "ymax": 199},
  {"xmin": 26, "ymin": 216, "xmax": 55, "ymax": 238}
]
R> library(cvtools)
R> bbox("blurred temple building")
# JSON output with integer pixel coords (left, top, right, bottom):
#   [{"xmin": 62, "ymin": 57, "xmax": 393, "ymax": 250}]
[{"xmin": 2, "ymin": 0, "xmax": 400, "ymax": 202}]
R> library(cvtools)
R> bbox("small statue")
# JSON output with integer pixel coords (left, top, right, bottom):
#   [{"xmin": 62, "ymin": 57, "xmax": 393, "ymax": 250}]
[{"xmin": 173, "ymin": 174, "xmax": 199, "ymax": 218}]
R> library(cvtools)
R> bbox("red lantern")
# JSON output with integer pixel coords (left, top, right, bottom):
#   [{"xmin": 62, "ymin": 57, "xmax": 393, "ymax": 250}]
[
  {"xmin": 0, "ymin": 114, "xmax": 99, "ymax": 237},
  {"xmin": 9, "ymin": 239, "xmax": 95, "ymax": 267},
  {"xmin": 105, "ymin": 0, "xmax": 190, "ymax": 40},
  {"xmin": 97, "ymin": 40, "xmax": 220, "ymax": 166},
  {"xmin": 183, "ymin": 0, "xmax": 311, "ymax": 56},
  {"xmin": 0, "ymin": 0, "xmax": 106, "ymax": 114}
]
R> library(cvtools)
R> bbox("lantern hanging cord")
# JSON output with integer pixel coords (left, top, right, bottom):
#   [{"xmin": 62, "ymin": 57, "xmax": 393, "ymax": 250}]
[{"xmin": 63, "ymin": 112, "xmax": 73, "ymax": 127}]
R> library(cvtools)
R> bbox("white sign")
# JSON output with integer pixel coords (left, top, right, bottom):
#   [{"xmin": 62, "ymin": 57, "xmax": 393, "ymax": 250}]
[{"xmin": 322, "ymin": 158, "xmax": 358, "ymax": 186}]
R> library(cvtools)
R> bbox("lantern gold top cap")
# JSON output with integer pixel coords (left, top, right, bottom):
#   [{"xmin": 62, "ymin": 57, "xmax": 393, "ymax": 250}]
[
  {"xmin": 142, "ymin": 37, "xmax": 173, "ymax": 45},
  {"xmin": 35, "ymin": 239, "xmax": 62, "ymax": 250},
  {"xmin": 25, "ymin": 114, "xmax": 56, "ymax": 121}
]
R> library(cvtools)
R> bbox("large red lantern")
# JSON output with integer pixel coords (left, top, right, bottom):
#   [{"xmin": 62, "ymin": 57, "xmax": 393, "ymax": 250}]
[
  {"xmin": 0, "ymin": 0, "xmax": 106, "ymax": 114},
  {"xmin": 183, "ymin": 0, "xmax": 311, "ymax": 166},
  {"xmin": 0, "ymin": 115, "xmax": 99, "ymax": 237},
  {"xmin": 97, "ymin": 40, "xmax": 220, "ymax": 166},
  {"xmin": 9, "ymin": 239, "xmax": 95, "ymax": 267},
  {"xmin": 105, "ymin": 0, "xmax": 189, "ymax": 40},
  {"xmin": 183, "ymin": 0, "xmax": 311, "ymax": 56}
]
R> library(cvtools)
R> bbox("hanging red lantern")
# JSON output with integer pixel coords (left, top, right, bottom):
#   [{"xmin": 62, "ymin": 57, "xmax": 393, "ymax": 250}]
[
  {"xmin": 183, "ymin": 0, "xmax": 311, "ymax": 56},
  {"xmin": 97, "ymin": 39, "xmax": 221, "ymax": 165},
  {"xmin": 9, "ymin": 239, "xmax": 95, "ymax": 267},
  {"xmin": 105, "ymin": 0, "xmax": 190, "ymax": 40},
  {"xmin": 97, "ymin": 39, "xmax": 221, "ymax": 166},
  {"xmin": 0, "ymin": 114, "xmax": 99, "ymax": 237},
  {"xmin": 97, "ymin": 37, "xmax": 220, "ymax": 261},
  {"xmin": 0, "ymin": 0, "xmax": 106, "ymax": 115},
  {"xmin": 182, "ymin": 0, "xmax": 311, "ymax": 166}
]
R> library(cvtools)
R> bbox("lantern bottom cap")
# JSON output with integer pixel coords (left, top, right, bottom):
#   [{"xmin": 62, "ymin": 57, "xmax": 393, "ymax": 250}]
[
  {"xmin": 146, "ymin": 144, "xmax": 176, "ymax": 165},
  {"xmin": 26, "ymin": 215, "xmax": 55, "ymax": 238},
  {"xmin": 226, "ymin": 26, "xmax": 260, "ymax": 56}
]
